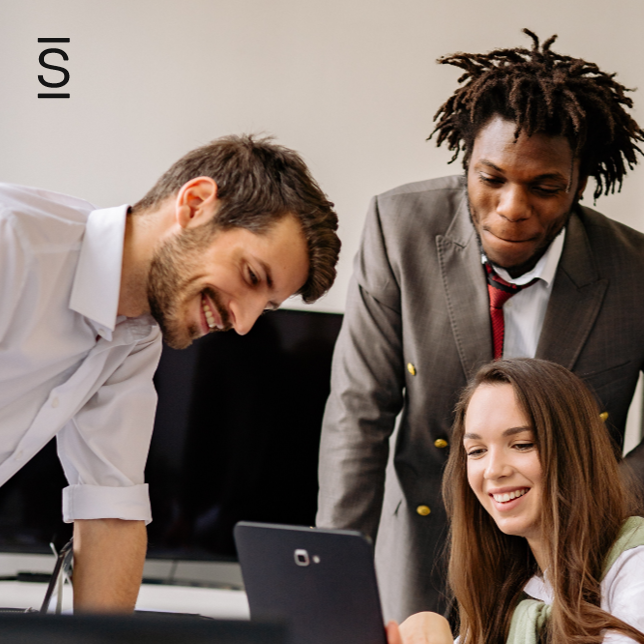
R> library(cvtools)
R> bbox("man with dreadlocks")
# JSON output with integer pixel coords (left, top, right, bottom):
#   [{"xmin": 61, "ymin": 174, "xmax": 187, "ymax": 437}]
[{"xmin": 317, "ymin": 30, "xmax": 644, "ymax": 622}]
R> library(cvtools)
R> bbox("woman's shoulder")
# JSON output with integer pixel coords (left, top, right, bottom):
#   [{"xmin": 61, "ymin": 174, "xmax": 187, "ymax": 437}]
[
  {"xmin": 601, "ymin": 540, "xmax": 644, "ymax": 628},
  {"xmin": 522, "ymin": 518, "xmax": 644, "ymax": 627},
  {"xmin": 602, "ymin": 516, "xmax": 644, "ymax": 576}
]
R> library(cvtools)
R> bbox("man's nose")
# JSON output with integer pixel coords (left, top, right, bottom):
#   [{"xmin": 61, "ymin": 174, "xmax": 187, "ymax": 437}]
[
  {"xmin": 230, "ymin": 295, "xmax": 268, "ymax": 336},
  {"xmin": 496, "ymin": 185, "xmax": 530, "ymax": 222}
]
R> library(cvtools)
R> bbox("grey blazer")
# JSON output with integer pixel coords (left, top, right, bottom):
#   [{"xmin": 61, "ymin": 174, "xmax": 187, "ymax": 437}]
[{"xmin": 317, "ymin": 175, "xmax": 644, "ymax": 622}]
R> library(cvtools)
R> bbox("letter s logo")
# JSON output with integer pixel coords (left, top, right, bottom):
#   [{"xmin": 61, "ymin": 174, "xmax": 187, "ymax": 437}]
[{"xmin": 38, "ymin": 48, "xmax": 70, "ymax": 88}]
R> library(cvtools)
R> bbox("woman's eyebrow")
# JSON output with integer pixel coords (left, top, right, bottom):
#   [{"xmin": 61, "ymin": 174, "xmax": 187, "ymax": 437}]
[
  {"xmin": 502, "ymin": 425, "xmax": 532, "ymax": 437},
  {"xmin": 463, "ymin": 426, "xmax": 532, "ymax": 441}
]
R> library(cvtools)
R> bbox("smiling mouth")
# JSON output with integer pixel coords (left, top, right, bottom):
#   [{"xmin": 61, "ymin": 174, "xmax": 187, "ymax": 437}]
[
  {"xmin": 491, "ymin": 488, "xmax": 529, "ymax": 503},
  {"xmin": 201, "ymin": 293, "xmax": 225, "ymax": 331},
  {"xmin": 485, "ymin": 231, "xmax": 536, "ymax": 244}
]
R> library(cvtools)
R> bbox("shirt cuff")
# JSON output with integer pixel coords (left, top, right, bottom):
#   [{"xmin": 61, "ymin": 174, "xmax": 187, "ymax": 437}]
[{"xmin": 62, "ymin": 484, "xmax": 152, "ymax": 525}]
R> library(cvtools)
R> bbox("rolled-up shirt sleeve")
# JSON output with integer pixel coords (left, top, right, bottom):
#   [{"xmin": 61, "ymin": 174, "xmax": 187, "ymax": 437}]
[{"xmin": 57, "ymin": 325, "xmax": 162, "ymax": 524}]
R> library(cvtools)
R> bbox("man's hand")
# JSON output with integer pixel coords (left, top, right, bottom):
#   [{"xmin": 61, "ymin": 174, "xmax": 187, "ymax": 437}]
[
  {"xmin": 72, "ymin": 518, "xmax": 147, "ymax": 613},
  {"xmin": 386, "ymin": 612, "xmax": 453, "ymax": 644}
]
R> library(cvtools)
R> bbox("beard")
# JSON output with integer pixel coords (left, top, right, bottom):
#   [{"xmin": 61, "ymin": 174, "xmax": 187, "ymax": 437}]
[{"xmin": 147, "ymin": 225, "xmax": 231, "ymax": 349}]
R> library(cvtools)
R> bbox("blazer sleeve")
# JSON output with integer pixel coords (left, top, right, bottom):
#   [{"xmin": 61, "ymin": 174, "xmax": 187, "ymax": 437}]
[{"xmin": 317, "ymin": 195, "xmax": 405, "ymax": 541}]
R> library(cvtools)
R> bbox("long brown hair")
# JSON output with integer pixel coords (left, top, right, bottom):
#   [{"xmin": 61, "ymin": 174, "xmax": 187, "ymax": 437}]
[{"xmin": 443, "ymin": 358, "xmax": 644, "ymax": 644}]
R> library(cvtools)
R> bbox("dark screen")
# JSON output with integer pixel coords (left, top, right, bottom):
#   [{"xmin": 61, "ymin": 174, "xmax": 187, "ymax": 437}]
[{"xmin": 0, "ymin": 309, "xmax": 343, "ymax": 560}]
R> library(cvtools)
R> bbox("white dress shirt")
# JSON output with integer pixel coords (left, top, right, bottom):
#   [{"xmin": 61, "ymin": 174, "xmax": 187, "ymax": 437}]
[
  {"xmin": 483, "ymin": 229, "xmax": 565, "ymax": 359},
  {"xmin": 0, "ymin": 183, "xmax": 162, "ymax": 523},
  {"xmin": 524, "ymin": 545, "xmax": 644, "ymax": 642}
]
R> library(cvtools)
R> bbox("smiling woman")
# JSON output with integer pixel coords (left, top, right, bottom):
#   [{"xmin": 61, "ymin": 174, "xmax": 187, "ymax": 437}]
[
  {"xmin": 462, "ymin": 381, "xmax": 545, "ymax": 568},
  {"xmin": 388, "ymin": 359, "xmax": 644, "ymax": 644},
  {"xmin": 446, "ymin": 359, "xmax": 644, "ymax": 643}
]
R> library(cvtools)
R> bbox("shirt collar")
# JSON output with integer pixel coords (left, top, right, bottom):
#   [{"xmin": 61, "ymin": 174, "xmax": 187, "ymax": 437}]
[
  {"xmin": 481, "ymin": 227, "xmax": 566, "ymax": 287},
  {"xmin": 69, "ymin": 205, "xmax": 129, "ymax": 338}
]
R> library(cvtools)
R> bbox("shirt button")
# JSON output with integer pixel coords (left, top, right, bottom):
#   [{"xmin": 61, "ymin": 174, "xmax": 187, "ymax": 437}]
[
  {"xmin": 14, "ymin": 450, "xmax": 23, "ymax": 461},
  {"xmin": 434, "ymin": 438, "xmax": 448, "ymax": 449},
  {"xmin": 51, "ymin": 397, "xmax": 60, "ymax": 408},
  {"xmin": 416, "ymin": 505, "xmax": 431, "ymax": 517}
]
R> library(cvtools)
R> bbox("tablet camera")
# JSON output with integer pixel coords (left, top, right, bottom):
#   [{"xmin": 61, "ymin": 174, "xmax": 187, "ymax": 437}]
[{"xmin": 294, "ymin": 549, "xmax": 310, "ymax": 566}]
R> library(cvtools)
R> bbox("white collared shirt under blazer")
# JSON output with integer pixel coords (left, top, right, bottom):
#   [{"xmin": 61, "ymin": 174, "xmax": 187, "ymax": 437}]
[
  {"xmin": 0, "ymin": 183, "xmax": 162, "ymax": 523},
  {"xmin": 484, "ymin": 227, "xmax": 565, "ymax": 359}
]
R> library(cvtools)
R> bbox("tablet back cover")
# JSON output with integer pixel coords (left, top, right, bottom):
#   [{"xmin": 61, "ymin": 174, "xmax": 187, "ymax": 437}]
[{"xmin": 234, "ymin": 522, "xmax": 386, "ymax": 644}]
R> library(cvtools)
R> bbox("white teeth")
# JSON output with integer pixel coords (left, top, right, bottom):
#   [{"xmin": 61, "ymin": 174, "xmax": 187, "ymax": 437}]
[
  {"xmin": 201, "ymin": 298, "xmax": 217, "ymax": 329},
  {"xmin": 492, "ymin": 488, "xmax": 528, "ymax": 503}
]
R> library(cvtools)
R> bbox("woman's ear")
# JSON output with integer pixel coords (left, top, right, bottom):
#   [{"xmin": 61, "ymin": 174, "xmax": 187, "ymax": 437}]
[{"xmin": 175, "ymin": 177, "xmax": 219, "ymax": 229}]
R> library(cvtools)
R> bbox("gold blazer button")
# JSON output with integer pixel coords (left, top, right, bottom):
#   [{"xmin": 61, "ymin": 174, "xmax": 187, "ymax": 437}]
[
  {"xmin": 416, "ymin": 505, "xmax": 431, "ymax": 516},
  {"xmin": 434, "ymin": 438, "xmax": 448, "ymax": 449},
  {"xmin": 407, "ymin": 363, "xmax": 417, "ymax": 376},
  {"xmin": 599, "ymin": 412, "xmax": 609, "ymax": 422}
]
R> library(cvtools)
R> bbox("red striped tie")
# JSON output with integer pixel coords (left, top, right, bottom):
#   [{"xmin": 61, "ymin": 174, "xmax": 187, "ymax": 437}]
[{"xmin": 485, "ymin": 263, "xmax": 537, "ymax": 359}]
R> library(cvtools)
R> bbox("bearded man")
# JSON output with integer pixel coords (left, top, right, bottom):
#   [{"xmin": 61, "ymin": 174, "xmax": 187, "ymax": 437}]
[
  {"xmin": 0, "ymin": 135, "xmax": 340, "ymax": 611},
  {"xmin": 317, "ymin": 30, "xmax": 644, "ymax": 622}
]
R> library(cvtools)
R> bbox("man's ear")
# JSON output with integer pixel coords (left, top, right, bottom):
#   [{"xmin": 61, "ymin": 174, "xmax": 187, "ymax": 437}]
[
  {"xmin": 576, "ymin": 175, "xmax": 588, "ymax": 201},
  {"xmin": 175, "ymin": 177, "xmax": 218, "ymax": 229}
]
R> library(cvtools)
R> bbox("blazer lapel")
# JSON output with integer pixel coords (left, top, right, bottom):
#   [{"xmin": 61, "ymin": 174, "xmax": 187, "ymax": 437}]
[
  {"xmin": 536, "ymin": 210, "xmax": 608, "ymax": 369},
  {"xmin": 437, "ymin": 196, "xmax": 493, "ymax": 380}
]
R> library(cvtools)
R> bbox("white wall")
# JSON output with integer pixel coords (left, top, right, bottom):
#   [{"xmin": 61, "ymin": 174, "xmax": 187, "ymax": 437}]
[
  {"xmin": 2, "ymin": 0, "xmax": 644, "ymax": 311},
  {"xmin": 1, "ymin": 0, "xmax": 643, "ymax": 437}
]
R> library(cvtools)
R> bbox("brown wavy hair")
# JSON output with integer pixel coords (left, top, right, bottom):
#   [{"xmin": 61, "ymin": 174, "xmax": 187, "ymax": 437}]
[
  {"xmin": 132, "ymin": 134, "xmax": 340, "ymax": 303},
  {"xmin": 443, "ymin": 358, "xmax": 644, "ymax": 644}
]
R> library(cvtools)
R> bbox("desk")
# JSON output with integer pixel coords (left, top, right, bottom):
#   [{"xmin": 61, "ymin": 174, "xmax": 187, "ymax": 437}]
[
  {"xmin": 0, "ymin": 553, "xmax": 250, "ymax": 619},
  {"xmin": 0, "ymin": 580, "xmax": 250, "ymax": 619}
]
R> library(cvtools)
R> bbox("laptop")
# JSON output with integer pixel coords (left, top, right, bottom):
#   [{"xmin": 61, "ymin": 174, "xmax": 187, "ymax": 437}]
[
  {"xmin": 0, "ymin": 613, "xmax": 287, "ymax": 644},
  {"xmin": 234, "ymin": 521, "xmax": 387, "ymax": 644}
]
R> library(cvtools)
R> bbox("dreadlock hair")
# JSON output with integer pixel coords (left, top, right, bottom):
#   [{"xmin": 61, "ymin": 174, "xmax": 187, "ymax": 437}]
[{"xmin": 430, "ymin": 29, "xmax": 644, "ymax": 200}]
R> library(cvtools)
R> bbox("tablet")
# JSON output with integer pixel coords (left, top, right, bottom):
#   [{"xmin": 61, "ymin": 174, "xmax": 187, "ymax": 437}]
[{"xmin": 234, "ymin": 521, "xmax": 387, "ymax": 644}]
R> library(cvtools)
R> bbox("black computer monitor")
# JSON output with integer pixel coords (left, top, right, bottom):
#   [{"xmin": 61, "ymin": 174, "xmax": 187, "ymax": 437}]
[{"xmin": 0, "ymin": 309, "xmax": 343, "ymax": 568}]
